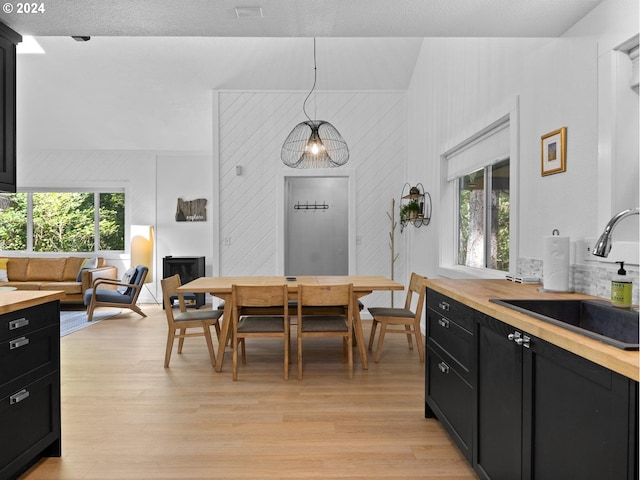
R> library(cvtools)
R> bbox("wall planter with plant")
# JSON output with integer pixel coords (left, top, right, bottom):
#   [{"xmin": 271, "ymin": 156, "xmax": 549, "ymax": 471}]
[{"xmin": 400, "ymin": 183, "xmax": 431, "ymax": 232}]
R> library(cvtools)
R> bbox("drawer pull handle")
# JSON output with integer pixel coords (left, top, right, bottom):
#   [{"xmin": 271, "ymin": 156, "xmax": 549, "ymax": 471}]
[
  {"xmin": 10, "ymin": 389, "xmax": 30, "ymax": 405},
  {"xmin": 10, "ymin": 336, "xmax": 29, "ymax": 350},
  {"xmin": 437, "ymin": 362, "xmax": 449, "ymax": 374},
  {"xmin": 9, "ymin": 317, "xmax": 29, "ymax": 330},
  {"xmin": 438, "ymin": 301, "xmax": 450, "ymax": 312},
  {"xmin": 437, "ymin": 318, "xmax": 450, "ymax": 329}
]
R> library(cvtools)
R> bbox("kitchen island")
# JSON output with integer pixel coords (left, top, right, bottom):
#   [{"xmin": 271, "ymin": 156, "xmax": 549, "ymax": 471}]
[
  {"xmin": 425, "ymin": 279, "xmax": 638, "ymax": 480},
  {"xmin": 0, "ymin": 290, "xmax": 63, "ymax": 480}
]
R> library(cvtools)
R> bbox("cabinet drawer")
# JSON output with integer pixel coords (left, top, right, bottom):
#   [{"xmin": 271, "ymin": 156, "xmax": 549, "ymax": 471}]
[
  {"xmin": 426, "ymin": 289, "xmax": 473, "ymax": 332},
  {"xmin": 427, "ymin": 307, "xmax": 473, "ymax": 371},
  {"xmin": 0, "ymin": 324, "xmax": 59, "ymax": 390},
  {"xmin": 0, "ymin": 302, "xmax": 59, "ymax": 342},
  {"xmin": 426, "ymin": 345, "xmax": 473, "ymax": 461},
  {"xmin": 0, "ymin": 371, "xmax": 61, "ymax": 479}
]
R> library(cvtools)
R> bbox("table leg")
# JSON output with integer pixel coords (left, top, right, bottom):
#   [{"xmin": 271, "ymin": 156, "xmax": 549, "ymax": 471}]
[
  {"xmin": 215, "ymin": 295, "xmax": 232, "ymax": 372},
  {"xmin": 353, "ymin": 292, "xmax": 369, "ymax": 370}
]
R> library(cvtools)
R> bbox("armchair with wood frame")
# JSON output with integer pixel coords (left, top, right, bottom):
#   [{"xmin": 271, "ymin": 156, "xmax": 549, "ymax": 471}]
[{"xmin": 83, "ymin": 265, "xmax": 148, "ymax": 322}]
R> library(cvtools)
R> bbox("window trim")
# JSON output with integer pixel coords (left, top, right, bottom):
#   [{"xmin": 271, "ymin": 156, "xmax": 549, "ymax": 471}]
[{"xmin": 438, "ymin": 98, "xmax": 520, "ymax": 280}]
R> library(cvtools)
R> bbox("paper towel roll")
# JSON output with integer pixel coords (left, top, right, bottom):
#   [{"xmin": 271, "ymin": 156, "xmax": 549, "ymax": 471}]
[{"xmin": 543, "ymin": 234, "xmax": 570, "ymax": 292}]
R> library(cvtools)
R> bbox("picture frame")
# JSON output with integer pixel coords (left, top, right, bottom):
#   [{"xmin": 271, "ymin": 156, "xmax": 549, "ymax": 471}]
[{"xmin": 541, "ymin": 127, "xmax": 567, "ymax": 176}]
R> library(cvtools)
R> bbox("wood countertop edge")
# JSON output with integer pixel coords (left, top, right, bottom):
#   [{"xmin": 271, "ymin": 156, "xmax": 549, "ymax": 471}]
[
  {"xmin": 426, "ymin": 279, "xmax": 640, "ymax": 382},
  {"xmin": 0, "ymin": 291, "xmax": 64, "ymax": 314}
]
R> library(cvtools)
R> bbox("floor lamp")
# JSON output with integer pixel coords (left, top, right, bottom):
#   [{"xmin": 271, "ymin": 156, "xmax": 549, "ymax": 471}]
[{"xmin": 131, "ymin": 225, "xmax": 156, "ymax": 303}]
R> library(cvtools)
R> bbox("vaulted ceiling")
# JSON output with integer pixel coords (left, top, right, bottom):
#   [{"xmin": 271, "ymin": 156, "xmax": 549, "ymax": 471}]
[
  {"xmin": 0, "ymin": 0, "xmax": 603, "ymax": 37},
  {"xmin": 5, "ymin": 1, "xmax": 605, "ymax": 91}
]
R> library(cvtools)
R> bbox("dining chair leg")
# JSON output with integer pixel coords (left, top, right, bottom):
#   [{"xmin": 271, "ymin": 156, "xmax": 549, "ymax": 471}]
[
  {"xmin": 405, "ymin": 324, "xmax": 414, "ymax": 350},
  {"xmin": 414, "ymin": 323, "xmax": 425, "ymax": 362},
  {"xmin": 297, "ymin": 337, "xmax": 303, "ymax": 381},
  {"xmin": 374, "ymin": 323, "xmax": 387, "ymax": 363},
  {"xmin": 348, "ymin": 332, "xmax": 354, "ymax": 379},
  {"xmin": 203, "ymin": 325, "xmax": 216, "ymax": 368},
  {"xmin": 232, "ymin": 334, "xmax": 239, "ymax": 381},
  {"xmin": 177, "ymin": 328, "xmax": 186, "ymax": 353},
  {"xmin": 368, "ymin": 319, "xmax": 379, "ymax": 351},
  {"xmin": 164, "ymin": 330, "xmax": 175, "ymax": 368},
  {"xmin": 283, "ymin": 335, "xmax": 289, "ymax": 380}
]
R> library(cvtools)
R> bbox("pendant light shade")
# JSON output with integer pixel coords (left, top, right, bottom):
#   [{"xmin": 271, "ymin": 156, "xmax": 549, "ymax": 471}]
[
  {"xmin": 281, "ymin": 120, "xmax": 349, "ymax": 168},
  {"xmin": 281, "ymin": 39, "xmax": 349, "ymax": 169}
]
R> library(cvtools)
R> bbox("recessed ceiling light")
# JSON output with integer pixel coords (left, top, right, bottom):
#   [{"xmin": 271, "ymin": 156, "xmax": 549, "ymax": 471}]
[
  {"xmin": 235, "ymin": 6, "xmax": 263, "ymax": 19},
  {"xmin": 16, "ymin": 35, "xmax": 45, "ymax": 54}
]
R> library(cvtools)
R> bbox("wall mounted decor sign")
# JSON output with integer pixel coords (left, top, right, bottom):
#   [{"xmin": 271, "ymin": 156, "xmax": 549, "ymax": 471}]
[
  {"xmin": 176, "ymin": 197, "xmax": 207, "ymax": 222},
  {"xmin": 541, "ymin": 127, "xmax": 567, "ymax": 176}
]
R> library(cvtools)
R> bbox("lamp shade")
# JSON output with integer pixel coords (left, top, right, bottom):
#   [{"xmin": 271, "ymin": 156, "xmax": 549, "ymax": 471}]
[
  {"xmin": 130, "ymin": 225, "xmax": 154, "ymax": 283},
  {"xmin": 281, "ymin": 120, "xmax": 349, "ymax": 168}
]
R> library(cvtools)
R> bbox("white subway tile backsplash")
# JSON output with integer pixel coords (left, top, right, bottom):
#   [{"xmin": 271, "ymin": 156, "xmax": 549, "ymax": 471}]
[{"xmin": 517, "ymin": 257, "xmax": 639, "ymax": 305}]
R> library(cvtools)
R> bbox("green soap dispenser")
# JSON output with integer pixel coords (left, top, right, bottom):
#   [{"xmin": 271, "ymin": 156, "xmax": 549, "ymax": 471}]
[{"xmin": 611, "ymin": 261, "xmax": 633, "ymax": 308}]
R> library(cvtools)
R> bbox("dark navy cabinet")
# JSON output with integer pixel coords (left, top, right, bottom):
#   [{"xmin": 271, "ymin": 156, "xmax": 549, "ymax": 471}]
[
  {"xmin": 426, "ymin": 289, "xmax": 639, "ymax": 480},
  {"xmin": 425, "ymin": 289, "xmax": 475, "ymax": 462},
  {"xmin": 0, "ymin": 301, "xmax": 61, "ymax": 480}
]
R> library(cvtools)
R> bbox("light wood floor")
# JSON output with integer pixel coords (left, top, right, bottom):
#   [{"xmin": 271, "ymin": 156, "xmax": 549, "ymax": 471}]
[{"xmin": 24, "ymin": 304, "xmax": 478, "ymax": 479}]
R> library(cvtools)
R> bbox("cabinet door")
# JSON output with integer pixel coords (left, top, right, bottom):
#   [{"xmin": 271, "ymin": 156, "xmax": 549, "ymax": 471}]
[
  {"xmin": 426, "ymin": 343, "xmax": 474, "ymax": 461},
  {"xmin": 0, "ymin": 24, "xmax": 19, "ymax": 193},
  {"xmin": 476, "ymin": 313, "xmax": 522, "ymax": 480},
  {"xmin": 0, "ymin": 371, "xmax": 61, "ymax": 479},
  {"xmin": 523, "ymin": 338, "xmax": 638, "ymax": 480}
]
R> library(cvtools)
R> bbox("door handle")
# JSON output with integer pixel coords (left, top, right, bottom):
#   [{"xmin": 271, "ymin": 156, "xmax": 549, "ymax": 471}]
[{"xmin": 508, "ymin": 332, "xmax": 530, "ymax": 348}]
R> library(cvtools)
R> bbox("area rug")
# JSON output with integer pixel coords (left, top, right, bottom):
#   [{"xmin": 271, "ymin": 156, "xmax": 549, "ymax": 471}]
[{"xmin": 60, "ymin": 309, "xmax": 121, "ymax": 337}]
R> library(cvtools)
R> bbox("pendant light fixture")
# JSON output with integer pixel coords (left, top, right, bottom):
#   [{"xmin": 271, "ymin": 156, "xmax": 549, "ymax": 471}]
[{"xmin": 281, "ymin": 38, "xmax": 349, "ymax": 169}]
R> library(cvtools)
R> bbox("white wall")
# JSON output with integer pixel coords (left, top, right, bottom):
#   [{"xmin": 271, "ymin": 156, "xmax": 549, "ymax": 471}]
[
  {"xmin": 12, "ymin": 0, "xmax": 637, "ymax": 305},
  {"xmin": 406, "ymin": 0, "xmax": 639, "ymax": 279},
  {"xmin": 14, "ymin": 86, "xmax": 409, "ymax": 309},
  {"xmin": 17, "ymin": 150, "xmax": 158, "ymax": 300},
  {"xmin": 217, "ymin": 90, "xmax": 408, "ymax": 307}
]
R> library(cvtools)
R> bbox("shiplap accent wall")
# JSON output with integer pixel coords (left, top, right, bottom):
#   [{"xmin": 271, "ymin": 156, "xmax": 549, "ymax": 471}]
[{"xmin": 217, "ymin": 90, "xmax": 408, "ymax": 307}]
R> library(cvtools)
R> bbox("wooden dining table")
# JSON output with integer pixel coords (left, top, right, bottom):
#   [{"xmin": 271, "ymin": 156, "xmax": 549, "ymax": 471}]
[{"xmin": 177, "ymin": 275, "xmax": 404, "ymax": 372}]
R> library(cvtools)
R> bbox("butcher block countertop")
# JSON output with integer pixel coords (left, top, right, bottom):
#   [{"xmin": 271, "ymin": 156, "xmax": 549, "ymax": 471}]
[
  {"xmin": 426, "ymin": 279, "xmax": 640, "ymax": 382},
  {"xmin": 0, "ymin": 290, "xmax": 64, "ymax": 314}
]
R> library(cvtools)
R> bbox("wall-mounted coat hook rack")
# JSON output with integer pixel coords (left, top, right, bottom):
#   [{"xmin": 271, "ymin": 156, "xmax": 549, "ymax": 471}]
[{"xmin": 294, "ymin": 201, "xmax": 329, "ymax": 211}]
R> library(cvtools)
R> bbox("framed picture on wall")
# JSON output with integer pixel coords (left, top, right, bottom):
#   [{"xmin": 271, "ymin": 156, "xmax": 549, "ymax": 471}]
[{"xmin": 541, "ymin": 127, "xmax": 567, "ymax": 176}]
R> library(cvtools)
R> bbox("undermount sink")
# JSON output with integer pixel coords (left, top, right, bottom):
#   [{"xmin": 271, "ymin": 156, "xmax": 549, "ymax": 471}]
[{"xmin": 490, "ymin": 298, "xmax": 639, "ymax": 351}]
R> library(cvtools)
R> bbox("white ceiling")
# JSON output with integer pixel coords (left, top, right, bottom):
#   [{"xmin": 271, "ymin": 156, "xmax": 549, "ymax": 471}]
[
  {"xmin": 0, "ymin": 0, "xmax": 603, "ymax": 37},
  {"xmin": 7, "ymin": 1, "xmax": 605, "ymax": 91}
]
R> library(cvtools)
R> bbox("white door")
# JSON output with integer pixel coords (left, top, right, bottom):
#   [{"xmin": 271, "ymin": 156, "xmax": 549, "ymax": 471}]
[{"xmin": 285, "ymin": 177, "xmax": 349, "ymax": 276}]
